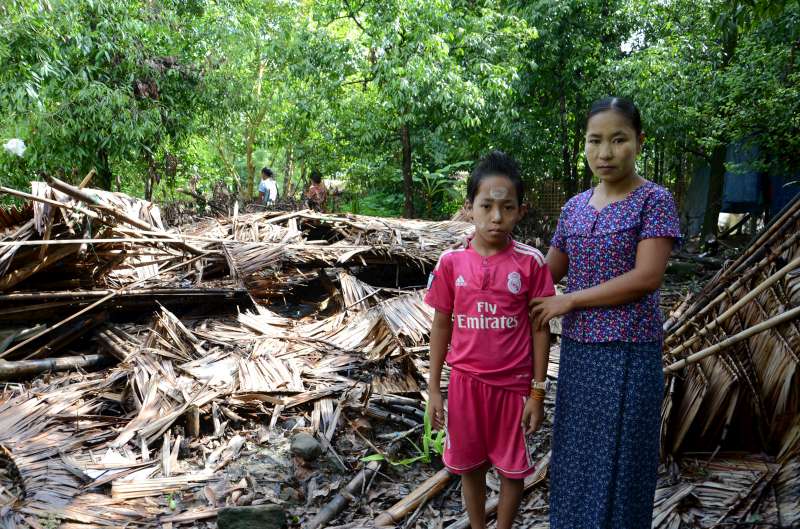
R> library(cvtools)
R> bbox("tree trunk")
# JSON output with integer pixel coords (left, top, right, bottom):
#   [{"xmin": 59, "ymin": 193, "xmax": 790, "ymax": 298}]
[
  {"xmin": 643, "ymin": 144, "xmax": 649, "ymax": 181},
  {"xmin": 654, "ymin": 143, "xmax": 661, "ymax": 184},
  {"xmin": 570, "ymin": 118, "xmax": 583, "ymax": 192},
  {"xmin": 582, "ymin": 161, "xmax": 593, "ymax": 190},
  {"xmin": 700, "ymin": 4, "xmax": 738, "ymax": 236},
  {"xmin": 675, "ymin": 148, "xmax": 685, "ymax": 206},
  {"xmin": 245, "ymin": 136, "xmax": 255, "ymax": 200},
  {"xmin": 96, "ymin": 149, "xmax": 112, "ymax": 190},
  {"xmin": 702, "ymin": 144, "xmax": 727, "ymax": 236},
  {"xmin": 283, "ymin": 146, "xmax": 294, "ymax": 198},
  {"xmin": 296, "ymin": 160, "xmax": 307, "ymax": 201},
  {"xmin": 400, "ymin": 123, "xmax": 414, "ymax": 218},
  {"xmin": 560, "ymin": 92, "xmax": 575, "ymax": 198}
]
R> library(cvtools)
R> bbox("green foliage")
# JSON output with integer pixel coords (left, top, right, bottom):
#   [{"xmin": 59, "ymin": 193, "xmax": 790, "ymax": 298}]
[
  {"xmin": 0, "ymin": 0, "xmax": 211, "ymax": 195},
  {"xmin": 1, "ymin": 0, "xmax": 798, "ymax": 217},
  {"xmin": 360, "ymin": 402, "xmax": 445, "ymax": 466}
]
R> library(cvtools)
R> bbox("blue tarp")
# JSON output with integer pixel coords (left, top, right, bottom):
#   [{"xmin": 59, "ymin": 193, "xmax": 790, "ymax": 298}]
[
  {"xmin": 721, "ymin": 141, "xmax": 763, "ymax": 213},
  {"xmin": 768, "ymin": 171, "xmax": 800, "ymax": 219},
  {"xmin": 681, "ymin": 141, "xmax": 797, "ymax": 231}
]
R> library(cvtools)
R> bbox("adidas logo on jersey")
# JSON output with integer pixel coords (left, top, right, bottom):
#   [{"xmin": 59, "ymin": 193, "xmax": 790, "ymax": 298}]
[{"xmin": 455, "ymin": 275, "xmax": 466, "ymax": 287}]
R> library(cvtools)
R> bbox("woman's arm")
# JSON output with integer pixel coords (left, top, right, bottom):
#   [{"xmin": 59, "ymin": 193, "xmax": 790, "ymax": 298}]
[
  {"xmin": 427, "ymin": 310, "xmax": 453, "ymax": 430},
  {"xmin": 546, "ymin": 247, "xmax": 569, "ymax": 284},
  {"xmin": 531, "ymin": 237, "xmax": 673, "ymax": 329}
]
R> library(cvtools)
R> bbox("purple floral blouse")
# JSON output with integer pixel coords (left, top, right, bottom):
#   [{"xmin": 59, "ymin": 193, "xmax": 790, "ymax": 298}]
[{"xmin": 550, "ymin": 181, "xmax": 682, "ymax": 343}]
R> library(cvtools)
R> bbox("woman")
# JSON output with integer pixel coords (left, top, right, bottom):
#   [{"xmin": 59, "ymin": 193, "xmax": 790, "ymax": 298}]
[
  {"xmin": 305, "ymin": 169, "xmax": 328, "ymax": 212},
  {"xmin": 530, "ymin": 97, "xmax": 682, "ymax": 529}
]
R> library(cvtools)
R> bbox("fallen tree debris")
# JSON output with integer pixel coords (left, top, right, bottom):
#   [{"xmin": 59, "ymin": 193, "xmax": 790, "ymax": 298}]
[{"xmin": 0, "ymin": 182, "xmax": 797, "ymax": 528}]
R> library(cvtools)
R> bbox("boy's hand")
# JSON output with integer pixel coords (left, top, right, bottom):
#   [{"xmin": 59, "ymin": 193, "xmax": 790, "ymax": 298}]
[
  {"xmin": 521, "ymin": 397, "xmax": 544, "ymax": 434},
  {"xmin": 428, "ymin": 390, "xmax": 445, "ymax": 430}
]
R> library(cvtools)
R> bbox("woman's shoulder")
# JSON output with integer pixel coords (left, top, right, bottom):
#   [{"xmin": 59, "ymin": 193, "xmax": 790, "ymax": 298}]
[
  {"xmin": 561, "ymin": 188, "xmax": 592, "ymax": 213},
  {"xmin": 639, "ymin": 180, "xmax": 675, "ymax": 202}
]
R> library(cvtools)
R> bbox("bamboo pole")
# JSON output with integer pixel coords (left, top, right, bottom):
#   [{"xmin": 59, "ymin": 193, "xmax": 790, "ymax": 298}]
[
  {"xmin": 0, "ymin": 185, "xmax": 101, "ymax": 219},
  {"xmin": 0, "ymin": 354, "xmax": 111, "ymax": 380},
  {"xmin": 374, "ymin": 468, "xmax": 451, "ymax": 527},
  {"xmin": 667, "ymin": 255, "xmax": 800, "ymax": 358},
  {"xmin": 664, "ymin": 304, "xmax": 800, "ymax": 373},
  {"xmin": 0, "ymin": 238, "xmax": 202, "ymax": 247},
  {"xmin": 306, "ymin": 461, "xmax": 381, "ymax": 529},
  {"xmin": 664, "ymin": 198, "xmax": 800, "ymax": 334},
  {"xmin": 665, "ymin": 230, "xmax": 800, "ymax": 335},
  {"xmin": 0, "ymin": 287, "xmax": 246, "ymax": 302},
  {"xmin": 22, "ymin": 311, "xmax": 106, "ymax": 360}
]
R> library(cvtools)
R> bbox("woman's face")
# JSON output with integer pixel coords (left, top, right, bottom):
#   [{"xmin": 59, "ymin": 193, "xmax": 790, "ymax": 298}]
[{"xmin": 585, "ymin": 110, "xmax": 643, "ymax": 184}]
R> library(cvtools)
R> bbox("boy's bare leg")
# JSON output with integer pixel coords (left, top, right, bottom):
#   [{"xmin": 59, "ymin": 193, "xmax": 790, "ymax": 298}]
[
  {"xmin": 461, "ymin": 464, "xmax": 490, "ymax": 529},
  {"xmin": 495, "ymin": 474, "xmax": 524, "ymax": 529}
]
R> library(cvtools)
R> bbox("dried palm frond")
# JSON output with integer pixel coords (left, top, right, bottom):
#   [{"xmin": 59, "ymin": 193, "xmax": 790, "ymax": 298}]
[
  {"xmin": 663, "ymin": 193, "xmax": 800, "ymax": 460},
  {"xmin": 653, "ymin": 456, "xmax": 782, "ymax": 528}
]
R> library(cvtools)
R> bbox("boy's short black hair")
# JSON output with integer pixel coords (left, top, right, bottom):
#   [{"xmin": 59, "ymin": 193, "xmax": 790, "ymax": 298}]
[
  {"xmin": 310, "ymin": 169, "xmax": 322, "ymax": 184},
  {"xmin": 466, "ymin": 150, "xmax": 524, "ymax": 205},
  {"xmin": 261, "ymin": 167, "xmax": 273, "ymax": 177}
]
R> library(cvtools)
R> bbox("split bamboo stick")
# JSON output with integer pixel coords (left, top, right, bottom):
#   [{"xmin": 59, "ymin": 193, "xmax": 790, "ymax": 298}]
[
  {"xmin": 0, "ymin": 287, "xmax": 246, "ymax": 302},
  {"xmin": 111, "ymin": 472, "xmax": 212, "ymax": 499},
  {"xmin": 78, "ymin": 169, "xmax": 96, "ymax": 188}
]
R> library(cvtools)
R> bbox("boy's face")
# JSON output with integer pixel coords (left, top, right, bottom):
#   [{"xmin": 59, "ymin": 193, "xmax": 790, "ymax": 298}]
[
  {"xmin": 467, "ymin": 175, "xmax": 525, "ymax": 247},
  {"xmin": 261, "ymin": 173, "xmax": 268, "ymax": 180}
]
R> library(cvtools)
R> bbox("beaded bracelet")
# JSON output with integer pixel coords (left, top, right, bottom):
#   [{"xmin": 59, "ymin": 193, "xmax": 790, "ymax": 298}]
[{"xmin": 529, "ymin": 388, "xmax": 546, "ymax": 401}]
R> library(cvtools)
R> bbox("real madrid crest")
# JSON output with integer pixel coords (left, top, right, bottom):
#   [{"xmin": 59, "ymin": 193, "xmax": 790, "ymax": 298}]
[{"xmin": 507, "ymin": 271, "xmax": 522, "ymax": 294}]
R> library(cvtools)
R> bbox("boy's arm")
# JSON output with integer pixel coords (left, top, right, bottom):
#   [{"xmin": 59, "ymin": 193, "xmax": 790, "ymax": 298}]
[
  {"xmin": 531, "ymin": 326, "xmax": 550, "ymax": 385},
  {"xmin": 522, "ymin": 301, "xmax": 551, "ymax": 434},
  {"xmin": 428, "ymin": 310, "xmax": 452, "ymax": 430}
]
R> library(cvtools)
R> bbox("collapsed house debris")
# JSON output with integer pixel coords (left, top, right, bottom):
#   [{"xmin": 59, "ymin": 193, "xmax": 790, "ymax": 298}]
[{"xmin": 0, "ymin": 180, "xmax": 798, "ymax": 528}]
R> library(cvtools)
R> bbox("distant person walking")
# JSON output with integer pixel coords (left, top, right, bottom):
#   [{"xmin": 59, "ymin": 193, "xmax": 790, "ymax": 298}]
[
  {"xmin": 258, "ymin": 167, "xmax": 278, "ymax": 206},
  {"xmin": 305, "ymin": 169, "xmax": 328, "ymax": 212},
  {"xmin": 530, "ymin": 97, "xmax": 682, "ymax": 529}
]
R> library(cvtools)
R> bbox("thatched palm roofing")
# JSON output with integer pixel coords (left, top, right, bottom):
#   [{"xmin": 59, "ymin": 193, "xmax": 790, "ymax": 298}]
[
  {"xmin": 662, "ymin": 194, "xmax": 800, "ymax": 462},
  {"xmin": 0, "ymin": 179, "xmax": 798, "ymax": 527}
]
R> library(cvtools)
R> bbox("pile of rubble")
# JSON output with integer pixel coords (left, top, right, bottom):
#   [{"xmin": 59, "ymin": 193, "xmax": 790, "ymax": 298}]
[{"xmin": 0, "ymin": 178, "xmax": 798, "ymax": 529}]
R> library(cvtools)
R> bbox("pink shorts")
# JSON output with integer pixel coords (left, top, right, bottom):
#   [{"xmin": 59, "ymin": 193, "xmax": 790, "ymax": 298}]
[{"xmin": 444, "ymin": 370, "xmax": 537, "ymax": 479}]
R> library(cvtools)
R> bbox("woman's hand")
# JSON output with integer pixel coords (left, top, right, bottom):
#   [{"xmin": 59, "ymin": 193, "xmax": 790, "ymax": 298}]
[
  {"xmin": 521, "ymin": 397, "xmax": 544, "ymax": 434},
  {"xmin": 428, "ymin": 390, "xmax": 445, "ymax": 431},
  {"xmin": 529, "ymin": 294, "xmax": 574, "ymax": 330}
]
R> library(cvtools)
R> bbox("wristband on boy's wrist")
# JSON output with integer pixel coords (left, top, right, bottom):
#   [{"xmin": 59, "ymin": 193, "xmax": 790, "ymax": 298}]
[{"xmin": 530, "ymin": 378, "xmax": 551, "ymax": 392}]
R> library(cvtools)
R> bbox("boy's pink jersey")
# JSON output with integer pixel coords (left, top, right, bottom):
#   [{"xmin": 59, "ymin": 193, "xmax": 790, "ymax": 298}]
[{"xmin": 425, "ymin": 238, "xmax": 555, "ymax": 394}]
